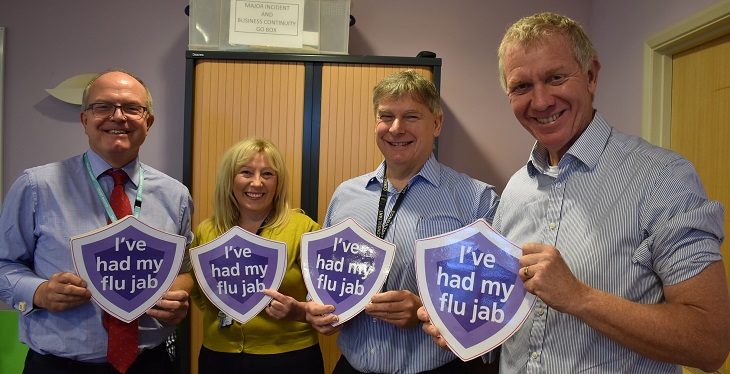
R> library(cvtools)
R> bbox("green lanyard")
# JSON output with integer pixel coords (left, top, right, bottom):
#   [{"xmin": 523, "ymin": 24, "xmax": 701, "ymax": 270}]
[{"xmin": 83, "ymin": 152, "xmax": 144, "ymax": 222}]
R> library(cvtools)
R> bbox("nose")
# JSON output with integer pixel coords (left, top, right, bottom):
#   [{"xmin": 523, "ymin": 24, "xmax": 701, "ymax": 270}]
[
  {"xmin": 531, "ymin": 84, "xmax": 554, "ymax": 112},
  {"xmin": 389, "ymin": 117, "xmax": 406, "ymax": 135},
  {"xmin": 109, "ymin": 106, "xmax": 127, "ymax": 121},
  {"xmin": 250, "ymin": 173, "xmax": 264, "ymax": 186}
]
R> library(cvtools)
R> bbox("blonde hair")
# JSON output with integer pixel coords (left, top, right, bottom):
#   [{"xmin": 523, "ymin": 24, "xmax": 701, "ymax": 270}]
[
  {"xmin": 208, "ymin": 137, "xmax": 291, "ymax": 236},
  {"xmin": 498, "ymin": 12, "xmax": 597, "ymax": 93}
]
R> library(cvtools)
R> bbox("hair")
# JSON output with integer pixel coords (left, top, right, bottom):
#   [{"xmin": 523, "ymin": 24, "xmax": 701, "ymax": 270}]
[
  {"xmin": 372, "ymin": 70, "xmax": 442, "ymax": 116},
  {"xmin": 498, "ymin": 12, "xmax": 598, "ymax": 93},
  {"xmin": 81, "ymin": 68, "xmax": 154, "ymax": 114},
  {"xmin": 209, "ymin": 137, "xmax": 292, "ymax": 236}
]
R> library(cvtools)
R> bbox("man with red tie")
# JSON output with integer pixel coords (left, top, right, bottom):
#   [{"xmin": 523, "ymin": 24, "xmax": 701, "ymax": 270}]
[{"xmin": 0, "ymin": 69, "xmax": 194, "ymax": 374}]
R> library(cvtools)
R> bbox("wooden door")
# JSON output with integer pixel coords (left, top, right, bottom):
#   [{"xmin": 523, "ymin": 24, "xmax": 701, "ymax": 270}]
[{"xmin": 671, "ymin": 32, "xmax": 730, "ymax": 374}]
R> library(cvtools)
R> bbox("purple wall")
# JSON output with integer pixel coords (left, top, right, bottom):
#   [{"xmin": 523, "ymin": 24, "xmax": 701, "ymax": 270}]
[{"xmin": 0, "ymin": 0, "xmax": 721, "ymax": 198}]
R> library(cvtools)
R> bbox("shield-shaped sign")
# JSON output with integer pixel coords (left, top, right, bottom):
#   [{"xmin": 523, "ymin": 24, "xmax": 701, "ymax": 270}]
[
  {"xmin": 415, "ymin": 219, "xmax": 536, "ymax": 361},
  {"xmin": 301, "ymin": 218, "xmax": 395, "ymax": 326},
  {"xmin": 71, "ymin": 215, "xmax": 186, "ymax": 323},
  {"xmin": 190, "ymin": 226, "xmax": 287, "ymax": 324}
]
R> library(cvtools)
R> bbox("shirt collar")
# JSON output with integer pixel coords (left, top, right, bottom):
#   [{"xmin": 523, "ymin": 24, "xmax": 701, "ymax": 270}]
[
  {"xmin": 87, "ymin": 149, "xmax": 141, "ymax": 187},
  {"xmin": 526, "ymin": 111, "xmax": 612, "ymax": 177},
  {"xmin": 366, "ymin": 154, "xmax": 441, "ymax": 189}
]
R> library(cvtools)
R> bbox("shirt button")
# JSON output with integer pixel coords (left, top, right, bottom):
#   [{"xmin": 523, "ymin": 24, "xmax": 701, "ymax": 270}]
[
  {"xmin": 536, "ymin": 308, "xmax": 544, "ymax": 316},
  {"xmin": 549, "ymin": 222, "xmax": 556, "ymax": 229},
  {"xmin": 531, "ymin": 352, "xmax": 539, "ymax": 359},
  {"xmin": 371, "ymin": 348, "xmax": 376, "ymax": 354}
]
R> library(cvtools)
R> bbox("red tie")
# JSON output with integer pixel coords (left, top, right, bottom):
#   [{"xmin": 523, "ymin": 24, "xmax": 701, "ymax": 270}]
[{"xmin": 102, "ymin": 169, "xmax": 138, "ymax": 373}]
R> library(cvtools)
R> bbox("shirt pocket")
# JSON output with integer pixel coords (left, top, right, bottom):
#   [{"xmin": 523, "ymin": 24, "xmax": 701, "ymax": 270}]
[{"xmin": 416, "ymin": 215, "xmax": 465, "ymax": 239}]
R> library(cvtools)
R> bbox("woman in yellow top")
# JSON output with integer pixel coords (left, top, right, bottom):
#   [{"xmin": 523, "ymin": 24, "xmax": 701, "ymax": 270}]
[{"xmin": 190, "ymin": 138, "xmax": 323, "ymax": 373}]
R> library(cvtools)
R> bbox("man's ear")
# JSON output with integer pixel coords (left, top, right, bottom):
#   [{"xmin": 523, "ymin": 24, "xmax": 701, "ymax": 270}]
[
  {"xmin": 587, "ymin": 59, "xmax": 600, "ymax": 84},
  {"xmin": 145, "ymin": 114, "xmax": 155, "ymax": 130}
]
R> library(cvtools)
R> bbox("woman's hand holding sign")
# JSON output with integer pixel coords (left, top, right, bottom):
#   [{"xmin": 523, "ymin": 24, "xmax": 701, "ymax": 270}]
[{"xmin": 263, "ymin": 289, "xmax": 307, "ymax": 322}]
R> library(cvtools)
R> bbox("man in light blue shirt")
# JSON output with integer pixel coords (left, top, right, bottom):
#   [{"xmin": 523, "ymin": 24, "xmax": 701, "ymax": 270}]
[
  {"xmin": 420, "ymin": 12, "xmax": 730, "ymax": 373},
  {"xmin": 305, "ymin": 70, "xmax": 500, "ymax": 374},
  {"xmin": 0, "ymin": 69, "xmax": 194, "ymax": 374}
]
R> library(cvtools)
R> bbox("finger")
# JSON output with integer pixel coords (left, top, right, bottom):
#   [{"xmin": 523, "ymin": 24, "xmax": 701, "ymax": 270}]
[
  {"xmin": 522, "ymin": 242, "xmax": 547, "ymax": 255},
  {"xmin": 53, "ymin": 272, "xmax": 87, "ymax": 287},
  {"xmin": 49, "ymin": 282, "xmax": 90, "ymax": 299},
  {"xmin": 522, "ymin": 266, "xmax": 531, "ymax": 279},
  {"xmin": 416, "ymin": 306, "xmax": 430, "ymax": 322},
  {"xmin": 305, "ymin": 302, "xmax": 335, "ymax": 316},
  {"xmin": 370, "ymin": 290, "xmax": 402, "ymax": 303},
  {"xmin": 316, "ymin": 322, "xmax": 342, "ymax": 336},
  {"xmin": 267, "ymin": 299, "xmax": 281, "ymax": 313},
  {"xmin": 262, "ymin": 289, "xmax": 283, "ymax": 302},
  {"xmin": 170, "ymin": 289, "xmax": 189, "ymax": 299}
]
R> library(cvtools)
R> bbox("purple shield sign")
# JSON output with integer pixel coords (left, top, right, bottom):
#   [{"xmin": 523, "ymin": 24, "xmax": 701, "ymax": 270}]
[
  {"xmin": 190, "ymin": 226, "xmax": 287, "ymax": 324},
  {"xmin": 415, "ymin": 219, "xmax": 536, "ymax": 361},
  {"xmin": 301, "ymin": 218, "xmax": 395, "ymax": 326},
  {"xmin": 71, "ymin": 215, "xmax": 186, "ymax": 323}
]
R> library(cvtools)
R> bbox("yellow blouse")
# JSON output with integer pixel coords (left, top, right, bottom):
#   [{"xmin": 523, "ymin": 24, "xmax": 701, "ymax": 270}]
[{"xmin": 190, "ymin": 211, "xmax": 321, "ymax": 354}]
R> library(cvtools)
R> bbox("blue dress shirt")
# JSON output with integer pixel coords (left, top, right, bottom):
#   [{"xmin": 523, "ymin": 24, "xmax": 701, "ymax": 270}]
[
  {"xmin": 495, "ymin": 112, "xmax": 724, "ymax": 373},
  {"xmin": 324, "ymin": 154, "xmax": 500, "ymax": 373},
  {"xmin": 0, "ymin": 150, "xmax": 193, "ymax": 362}
]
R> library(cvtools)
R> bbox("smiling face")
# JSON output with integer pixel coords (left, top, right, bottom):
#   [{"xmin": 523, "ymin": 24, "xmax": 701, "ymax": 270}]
[
  {"xmin": 233, "ymin": 152, "xmax": 277, "ymax": 222},
  {"xmin": 80, "ymin": 71, "xmax": 154, "ymax": 168},
  {"xmin": 503, "ymin": 35, "xmax": 600, "ymax": 164},
  {"xmin": 375, "ymin": 94, "xmax": 443, "ymax": 178}
]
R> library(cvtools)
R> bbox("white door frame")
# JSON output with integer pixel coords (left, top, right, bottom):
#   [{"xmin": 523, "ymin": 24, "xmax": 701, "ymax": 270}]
[{"xmin": 642, "ymin": 0, "xmax": 730, "ymax": 148}]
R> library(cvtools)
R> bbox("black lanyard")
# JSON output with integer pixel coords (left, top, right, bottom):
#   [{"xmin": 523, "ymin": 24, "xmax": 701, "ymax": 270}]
[
  {"xmin": 255, "ymin": 214, "xmax": 270, "ymax": 236},
  {"xmin": 375, "ymin": 168, "xmax": 409, "ymax": 240}
]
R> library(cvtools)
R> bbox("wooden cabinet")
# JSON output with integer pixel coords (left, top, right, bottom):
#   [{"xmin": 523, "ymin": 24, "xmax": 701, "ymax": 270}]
[{"xmin": 181, "ymin": 50, "xmax": 442, "ymax": 374}]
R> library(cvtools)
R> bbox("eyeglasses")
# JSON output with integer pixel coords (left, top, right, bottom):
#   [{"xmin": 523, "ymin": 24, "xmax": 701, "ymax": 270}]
[{"xmin": 86, "ymin": 102, "xmax": 148, "ymax": 120}]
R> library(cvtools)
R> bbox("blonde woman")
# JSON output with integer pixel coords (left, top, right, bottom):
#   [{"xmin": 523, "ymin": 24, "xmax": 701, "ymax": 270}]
[{"xmin": 191, "ymin": 138, "xmax": 323, "ymax": 373}]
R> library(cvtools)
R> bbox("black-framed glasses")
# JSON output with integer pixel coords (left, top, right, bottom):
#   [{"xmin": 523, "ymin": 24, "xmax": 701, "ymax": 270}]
[{"xmin": 86, "ymin": 102, "xmax": 148, "ymax": 120}]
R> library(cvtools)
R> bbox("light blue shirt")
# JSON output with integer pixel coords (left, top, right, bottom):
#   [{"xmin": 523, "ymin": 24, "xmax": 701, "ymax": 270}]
[
  {"xmin": 325, "ymin": 154, "xmax": 499, "ymax": 373},
  {"xmin": 0, "ymin": 150, "xmax": 194, "ymax": 362},
  {"xmin": 495, "ymin": 112, "xmax": 724, "ymax": 373}
]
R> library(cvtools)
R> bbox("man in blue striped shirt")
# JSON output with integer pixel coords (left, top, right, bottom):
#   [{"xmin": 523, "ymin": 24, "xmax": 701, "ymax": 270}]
[
  {"xmin": 0, "ymin": 69, "xmax": 194, "ymax": 374},
  {"xmin": 305, "ymin": 70, "xmax": 500, "ymax": 373},
  {"xmin": 421, "ymin": 12, "xmax": 730, "ymax": 373}
]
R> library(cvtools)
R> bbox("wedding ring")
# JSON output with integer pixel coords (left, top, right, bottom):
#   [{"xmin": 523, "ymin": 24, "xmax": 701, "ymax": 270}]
[{"xmin": 524, "ymin": 266, "xmax": 529, "ymax": 277}]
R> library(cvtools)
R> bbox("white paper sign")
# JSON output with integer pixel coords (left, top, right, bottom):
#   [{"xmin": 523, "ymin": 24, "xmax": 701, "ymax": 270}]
[{"xmin": 229, "ymin": 0, "xmax": 305, "ymax": 48}]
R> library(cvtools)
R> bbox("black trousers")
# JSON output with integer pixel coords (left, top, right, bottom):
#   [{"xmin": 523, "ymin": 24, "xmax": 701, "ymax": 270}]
[
  {"xmin": 333, "ymin": 355, "xmax": 468, "ymax": 374},
  {"xmin": 198, "ymin": 344, "xmax": 324, "ymax": 374},
  {"xmin": 23, "ymin": 343, "xmax": 173, "ymax": 374}
]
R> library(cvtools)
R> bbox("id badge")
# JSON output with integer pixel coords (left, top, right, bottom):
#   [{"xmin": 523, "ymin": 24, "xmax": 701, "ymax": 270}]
[{"xmin": 218, "ymin": 310, "xmax": 233, "ymax": 329}]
